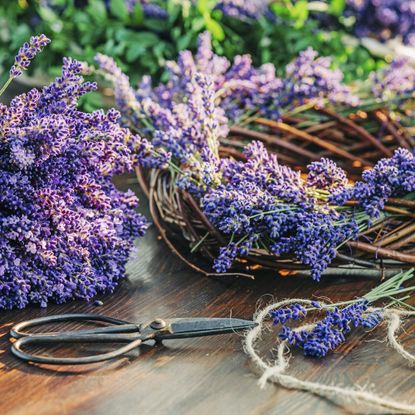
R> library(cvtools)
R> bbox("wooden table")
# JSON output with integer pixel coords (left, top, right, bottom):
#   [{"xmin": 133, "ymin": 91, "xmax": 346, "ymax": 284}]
[{"xmin": 0, "ymin": 175, "xmax": 414, "ymax": 415}]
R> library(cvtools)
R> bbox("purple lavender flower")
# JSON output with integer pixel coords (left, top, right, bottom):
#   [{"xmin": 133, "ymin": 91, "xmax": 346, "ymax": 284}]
[
  {"xmin": 0, "ymin": 42, "xmax": 147, "ymax": 310},
  {"xmin": 202, "ymin": 141, "xmax": 360, "ymax": 280},
  {"xmin": 307, "ymin": 158, "xmax": 349, "ymax": 203},
  {"xmin": 124, "ymin": 0, "xmax": 168, "ymax": 19},
  {"xmin": 370, "ymin": 58, "xmax": 415, "ymax": 101},
  {"xmin": 134, "ymin": 136, "xmax": 171, "ymax": 169},
  {"xmin": 270, "ymin": 304, "xmax": 307, "ymax": 324},
  {"xmin": 97, "ymin": 33, "xmax": 415, "ymax": 281},
  {"xmin": 281, "ymin": 48, "xmax": 359, "ymax": 108},
  {"xmin": 141, "ymin": 2, "xmax": 168, "ymax": 19},
  {"xmin": 10, "ymin": 34, "xmax": 50, "ymax": 78},
  {"xmin": 204, "ymin": 145, "xmax": 414, "ymax": 277},
  {"xmin": 274, "ymin": 300, "xmax": 381, "ymax": 358},
  {"xmin": 95, "ymin": 53, "xmax": 142, "ymax": 128},
  {"xmin": 97, "ymin": 31, "xmax": 357, "ymax": 126},
  {"xmin": 346, "ymin": 0, "xmax": 415, "ymax": 46},
  {"xmin": 349, "ymin": 148, "xmax": 415, "ymax": 218},
  {"xmin": 307, "ymin": 158, "xmax": 348, "ymax": 191}
]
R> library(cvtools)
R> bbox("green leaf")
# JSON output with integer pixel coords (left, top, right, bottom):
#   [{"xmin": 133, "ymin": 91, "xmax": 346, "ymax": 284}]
[
  {"xmin": 86, "ymin": 0, "xmax": 107, "ymax": 23},
  {"xmin": 293, "ymin": 1, "xmax": 309, "ymax": 18},
  {"xmin": 191, "ymin": 16, "xmax": 206, "ymax": 32},
  {"xmin": 110, "ymin": 0, "xmax": 129, "ymax": 21},
  {"xmin": 126, "ymin": 44, "xmax": 145, "ymax": 62},
  {"xmin": 167, "ymin": 2, "xmax": 181, "ymax": 24},
  {"xmin": 114, "ymin": 28, "xmax": 131, "ymax": 42},
  {"xmin": 177, "ymin": 33, "xmax": 193, "ymax": 50},
  {"xmin": 329, "ymin": 0, "xmax": 346, "ymax": 16},
  {"xmin": 196, "ymin": 0, "xmax": 214, "ymax": 14},
  {"xmin": 38, "ymin": 6, "xmax": 59, "ymax": 23},
  {"xmin": 131, "ymin": 3, "xmax": 143, "ymax": 25},
  {"xmin": 79, "ymin": 91, "xmax": 105, "ymax": 112},
  {"xmin": 271, "ymin": 2, "xmax": 294, "ymax": 19},
  {"xmin": 131, "ymin": 32, "xmax": 159, "ymax": 47},
  {"xmin": 205, "ymin": 18, "xmax": 224, "ymax": 41}
]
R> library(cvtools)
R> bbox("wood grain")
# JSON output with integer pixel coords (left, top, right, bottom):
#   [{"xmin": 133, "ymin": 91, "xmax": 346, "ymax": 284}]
[{"xmin": 0, "ymin": 174, "xmax": 414, "ymax": 415}]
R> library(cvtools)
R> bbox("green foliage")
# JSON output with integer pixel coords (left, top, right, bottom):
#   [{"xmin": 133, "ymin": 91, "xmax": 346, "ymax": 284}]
[
  {"xmin": 0, "ymin": 0, "xmax": 386, "ymax": 110},
  {"xmin": 329, "ymin": 0, "xmax": 346, "ymax": 17}
]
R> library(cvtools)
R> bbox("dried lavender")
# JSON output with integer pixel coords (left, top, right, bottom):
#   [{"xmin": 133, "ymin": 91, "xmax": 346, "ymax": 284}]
[
  {"xmin": 0, "ymin": 34, "xmax": 50, "ymax": 97},
  {"xmin": 271, "ymin": 269, "xmax": 415, "ymax": 358},
  {"xmin": 202, "ymin": 143, "xmax": 415, "ymax": 278},
  {"xmin": 96, "ymin": 33, "xmax": 413, "ymax": 281},
  {"xmin": 202, "ymin": 141, "xmax": 363, "ymax": 280},
  {"xmin": 0, "ymin": 39, "xmax": 147, "ymax": 309},
  {"xmin": 97, "ymin": 31, "xmax": 357, "ymax": 124},
  {"xmin": 138, "ymin": 73, "xmax": 227, "ymax": 195},
  {"xmin": 348, "ymin": 148, "xmax": 415, "ymax": 218},
  {"xmin": 95, "ymin": 53, "xmax": 142, "ymax": 129}
]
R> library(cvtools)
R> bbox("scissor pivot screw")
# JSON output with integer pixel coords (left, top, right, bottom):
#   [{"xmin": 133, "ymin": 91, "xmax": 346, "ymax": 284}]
[{"xmin": 150, "ymin": 319, "xmax": 166, "ymax": 330}]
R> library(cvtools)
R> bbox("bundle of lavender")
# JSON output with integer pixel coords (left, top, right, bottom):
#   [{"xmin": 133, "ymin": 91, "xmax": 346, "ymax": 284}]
[
  {"xmin": 96, "ymin": 33, "xmax": 415, "ymax": 280},
  {"xmin": 0, "ymin": 36, "xmax": 147, "ymax": 309},
  {"xmin": 246, "ymin": 268, "xmax": 415, "ymax": 412},
  {"xmin": 97, "ymin": 31, "xmax": 414, "ymax": 180}
]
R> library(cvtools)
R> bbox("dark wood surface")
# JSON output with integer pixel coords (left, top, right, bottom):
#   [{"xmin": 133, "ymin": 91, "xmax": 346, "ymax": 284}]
[{"xmin": 0, "ymin": 175, "xmax": 414, "ymax": 415}]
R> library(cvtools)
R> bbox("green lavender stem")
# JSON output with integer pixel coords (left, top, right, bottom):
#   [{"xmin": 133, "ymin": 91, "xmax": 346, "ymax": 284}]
[
  {"xmin": 307, "ymin": 269, "xmax": 415, "ymax": 312},
  {"xmin": 0, "ymin": 77, "xmax": 13, "ymax": 97}
]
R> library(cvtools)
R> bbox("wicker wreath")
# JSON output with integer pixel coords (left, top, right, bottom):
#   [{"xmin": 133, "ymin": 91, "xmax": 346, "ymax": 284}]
[
  {"xmin": 226, "ymin": 107, "xmax": 414, "ymax": 180},
  {"xmin": 136, "ymin": 106, "xmax": 415, "ymax": 280}
]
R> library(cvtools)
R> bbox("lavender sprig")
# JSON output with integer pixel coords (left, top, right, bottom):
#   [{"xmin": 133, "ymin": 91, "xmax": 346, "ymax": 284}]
[
  {"xmin": 342, "ymin": 148, "xmax": 415, "ymax": 218},
  {"xmin": 9, "ymin": 34, "xmax": 51, "ymax": 78},
  {"xmin": 202, "ymin": 141, "xmax": 367, "ymax": 280},
  {"xmin": 0, "ymin": 34, "xmax": 51, "ymax": 97},
  {"xmin": 271, "ymin": 269, "xmax": 415, "ymax": 358},
  {"xmin": 125, "ymin": 0, "xmax": 168, "ymax": 19}
]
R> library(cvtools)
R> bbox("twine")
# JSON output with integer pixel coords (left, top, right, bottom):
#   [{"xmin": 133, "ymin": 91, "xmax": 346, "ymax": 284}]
[{"xmin": 244, "ymin": 299, "xmax": 415, "ymax": 414}]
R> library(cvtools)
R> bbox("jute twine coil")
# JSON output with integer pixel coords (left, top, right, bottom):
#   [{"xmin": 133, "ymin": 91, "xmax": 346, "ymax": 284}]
[{"xmin": 244, "ymin": 298, "xmax": 415, "ymax": 414}]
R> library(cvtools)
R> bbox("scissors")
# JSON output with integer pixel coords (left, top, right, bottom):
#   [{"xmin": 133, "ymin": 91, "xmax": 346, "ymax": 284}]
[{"xmin": 9, "ymin": 313, "xmax": 256, "ymax": 365}]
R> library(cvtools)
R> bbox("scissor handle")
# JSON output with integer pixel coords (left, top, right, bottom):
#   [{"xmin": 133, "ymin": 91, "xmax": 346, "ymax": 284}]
[
  {"xmin": 11, "ymin": 335, "xmax": 144, "ymax": 365},
  {"xmin": 10, "ymin": 313, "xmax": 137, "ymax": 339},
  {"xmin": 10, "ymin": 313, "xmax": 147, "ymax": 365}
]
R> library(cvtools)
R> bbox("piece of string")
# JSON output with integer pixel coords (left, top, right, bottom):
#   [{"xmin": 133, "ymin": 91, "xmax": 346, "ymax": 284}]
[{"xmin": 244, "ymin": 298, "xmax": 415, "ymax": 414}]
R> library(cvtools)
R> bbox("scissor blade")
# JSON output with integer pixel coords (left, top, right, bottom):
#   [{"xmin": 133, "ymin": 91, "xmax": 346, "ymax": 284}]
[{"xmin": 159, "ymin": 317, "xmax": 257, "ymax": 340}]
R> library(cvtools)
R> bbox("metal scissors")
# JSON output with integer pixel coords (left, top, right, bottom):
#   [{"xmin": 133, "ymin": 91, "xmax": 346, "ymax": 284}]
[{"xmin": 10, "ymin": 313, "xmax": 256, "ymax": 365}]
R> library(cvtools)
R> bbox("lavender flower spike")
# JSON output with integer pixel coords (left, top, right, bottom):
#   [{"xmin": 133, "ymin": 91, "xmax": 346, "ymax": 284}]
[{"xmin": 10, "ymin": 34, "xmax": 50, "ymax": 78}]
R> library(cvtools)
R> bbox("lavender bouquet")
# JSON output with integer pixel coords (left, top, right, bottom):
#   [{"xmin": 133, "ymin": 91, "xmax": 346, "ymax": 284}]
[
  {"xmin": 0, "ymin": 36, "xmax": 147, "ymax": 310},
  {"xmin": 97, "ymin": 31, "xmax": 414, "ymax": 179},
  {"xmin": 269, "ymin": 268, "xmax": 415, "ymax": 357}
]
